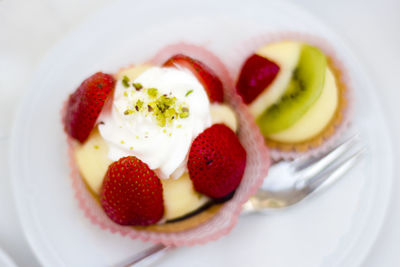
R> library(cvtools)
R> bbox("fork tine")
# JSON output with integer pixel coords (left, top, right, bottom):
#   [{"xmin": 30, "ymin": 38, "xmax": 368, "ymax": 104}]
[
  {"xmin": 302, "ymin": 146, "xmax": 365, "ymax": 195},
  {"xmin": 294, "ymin": 134, "xmax": 359, "ymax": 180}
]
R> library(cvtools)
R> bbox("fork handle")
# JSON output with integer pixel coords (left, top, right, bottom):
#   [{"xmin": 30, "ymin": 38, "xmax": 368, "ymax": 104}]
[{"xmin": 113, "ymin": 244, "xmax": 170, "ymax": 267}]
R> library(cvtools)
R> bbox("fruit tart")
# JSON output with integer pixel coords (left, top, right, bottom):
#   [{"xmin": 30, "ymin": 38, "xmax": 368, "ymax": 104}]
[
  {"xmin": 63, "ymin": 43, "xmax": 269, "ymax": 245},
  {"xmin": 235, "ymin": 38, "xmax": 350, "ymax": 160}
]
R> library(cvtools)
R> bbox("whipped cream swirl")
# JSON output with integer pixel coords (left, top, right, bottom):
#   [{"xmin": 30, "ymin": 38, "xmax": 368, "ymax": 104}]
[{"xmin": 98, "ymin": 66, "xmax": 211, "ymax": 179}]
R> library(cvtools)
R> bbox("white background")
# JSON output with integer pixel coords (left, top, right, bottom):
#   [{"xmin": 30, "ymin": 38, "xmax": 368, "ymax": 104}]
[{"xmin": 0, "ymin": 0, "xmax": 399, "ymax": 266}]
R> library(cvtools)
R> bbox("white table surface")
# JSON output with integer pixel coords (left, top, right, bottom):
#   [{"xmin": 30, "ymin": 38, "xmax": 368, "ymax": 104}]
[{"xmin": 0, "ymin": 0, "xmax": 399, "ymax": 266}]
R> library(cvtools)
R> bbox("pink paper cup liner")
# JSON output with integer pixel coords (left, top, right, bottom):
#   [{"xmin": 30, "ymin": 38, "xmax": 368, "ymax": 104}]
[
  {"xmin": 63, "ymin": 43, "xmax": 270, "ymax": 246},
  {"xmin": 229, "ymin": 32, "xmax": 353, "ymax": 161}
]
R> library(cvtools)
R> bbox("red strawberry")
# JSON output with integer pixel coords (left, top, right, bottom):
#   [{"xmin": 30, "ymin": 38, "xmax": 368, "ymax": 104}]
[
  {"xmin": 163, "ymin": 54, "xmax": 224, "ymax": 103},
  {"xmin": 236, "ymin": 54, "xmax": 280, "ymax": 104},
  {"xmin": 64, "ymin": 72, "xmax": 115, "ymax": 143},
  {"xmin": 188, "ymin": 124, "xmax": 246, "ymax": 198},
  {"xmin": 100, "ymin": 156, "xmax": 164, "ymax": 226}
]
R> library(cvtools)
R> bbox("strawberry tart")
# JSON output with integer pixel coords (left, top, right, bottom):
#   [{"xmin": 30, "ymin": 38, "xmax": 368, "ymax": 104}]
[{"xmin": 63, "ymin": 44, "xmax": 269, "ymax": 244}]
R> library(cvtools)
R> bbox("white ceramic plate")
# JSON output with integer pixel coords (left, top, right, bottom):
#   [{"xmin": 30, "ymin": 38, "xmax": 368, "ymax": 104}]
[
  {"xmin": 10, "ymin": 0, "xmax": 393, "ymax": 266},
  {"xmin": 0, "ymin": 248, "xmax": 17, "ymax": 267}
]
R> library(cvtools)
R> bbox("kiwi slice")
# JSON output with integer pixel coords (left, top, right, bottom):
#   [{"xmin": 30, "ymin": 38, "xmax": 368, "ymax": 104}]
[{"xmin": 256, "ymin": 44, "xmax": 327, "ymax": 135}]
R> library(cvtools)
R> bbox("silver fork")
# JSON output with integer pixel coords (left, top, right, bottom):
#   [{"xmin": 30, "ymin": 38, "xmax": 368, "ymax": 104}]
[{"xmin": 115, "ymin": 134, "xmax": 364, "ymax": 267}]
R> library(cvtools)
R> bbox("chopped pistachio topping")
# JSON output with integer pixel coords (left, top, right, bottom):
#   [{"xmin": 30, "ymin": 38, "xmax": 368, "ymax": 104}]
[
  {"xmin": 133, "ymin": 82, "xmax": 143, "ymax": 90},
  {"xmin": 147, "ymin": 88, "xmax": 158, "ymax": 98},
  {"xmin": 120, "ymin": 140, "xmax": 125, "ymax": 144},
  {"xmin": 179, "ymin": 107, "xmax": 189, "ymax": 118},
  {"xmin": 135, "ymin": 99, "xmax": 144, "ymax": 111},
  {"xmin": 122, "ymin": 76, "xmax": 130, "ymax": 88},
  {"xmin": 93, "ymin": 145, "xmax": 99, "ymax": 149},
  {"xmin": 124, "ymin": 109, "xmax": 134, "ymax": 115},
  {"xmin": 179, "ymin": 112, "xmax": 189, "ymax": 119},
  {"xmin": 156, "ymin": 115, "xmax": 166, "ymax": 127},
  {"xmin": 129, "ymin": 146, "xmax": 133, "ymax": 150},
  {"xmin": 185, "ymin": 89, "xmax": 193, "ymax": 97},
  {"xmin": 149, "ymin": 94, "xmax": 189, "ymax": 127},
  {"xmin": 121, "ymin": 83, "xmax": 190, "ymax": 127}
]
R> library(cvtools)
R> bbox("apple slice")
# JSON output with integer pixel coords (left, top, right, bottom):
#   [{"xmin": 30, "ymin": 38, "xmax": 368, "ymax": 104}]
[
  {"xmin": 74, "ymin": 128, "xmax": 113, "ymax": 194},
  {"xmin": 210, "ymin": 103, "xmax": 238, "ymax": 132},
  {"xmin": 161, "ymin": 173, "xmax": 209, "ymax": 220}
]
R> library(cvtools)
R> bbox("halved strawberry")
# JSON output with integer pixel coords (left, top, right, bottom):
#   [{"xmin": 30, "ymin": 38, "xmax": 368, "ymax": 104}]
[
  {"xmin": 100, "ymin": 156, "xmax": 164, "ymax": 226},
  {"xmin": 188, "ymin": 124, "xmax": 246, "ymax": 198},
  {"xmin": 64, "ymin": 72, "xmax": 115, "ymax": 143},
  {"xmin": 236, "ymin": 54, "xmax": 280, "ymax": 104},
  {"xmin": 163, "ymin": 54, "xmax": 224, "ymax": 103}
]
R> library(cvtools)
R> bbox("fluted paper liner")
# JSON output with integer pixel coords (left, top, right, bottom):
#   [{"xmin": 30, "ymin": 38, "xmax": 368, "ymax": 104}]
[{"xmin": 64, "ymin": 43, "xmax": 270, "ymax": 246}]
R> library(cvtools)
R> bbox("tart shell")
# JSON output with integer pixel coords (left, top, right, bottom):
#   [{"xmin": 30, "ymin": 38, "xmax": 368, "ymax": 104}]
[{"xmin": 231, "ymin": 33, "xmax": 352, "ymax": 160}]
